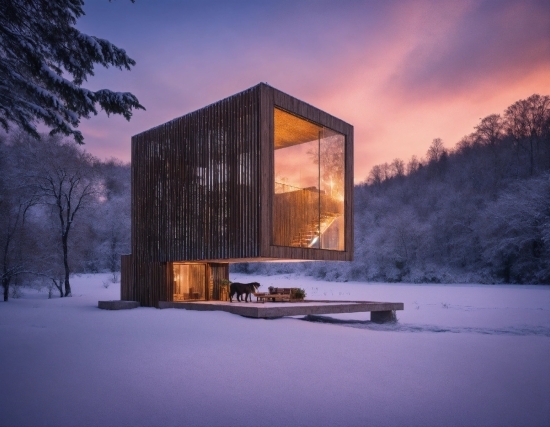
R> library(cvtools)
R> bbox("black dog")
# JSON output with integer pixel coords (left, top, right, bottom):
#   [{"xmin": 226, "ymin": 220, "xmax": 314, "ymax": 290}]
[{"xmin": 229, "ymin": 282, "xmax": 260, "ymax": 302}]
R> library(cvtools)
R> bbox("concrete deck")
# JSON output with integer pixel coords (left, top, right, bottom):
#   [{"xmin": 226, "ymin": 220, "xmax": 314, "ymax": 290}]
[
  {"xmin": 158, "ymin": 300, "xmax": 404, "ymax": 320},
  {"xmin": 98, "ymin": 300, "xmax": 139, "ymax": 310}
]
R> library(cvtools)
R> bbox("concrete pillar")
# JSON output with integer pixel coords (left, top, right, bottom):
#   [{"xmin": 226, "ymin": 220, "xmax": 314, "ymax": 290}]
[{"xmin": 371, "ymin": 310, "xmax": 396, "ymax": 323}]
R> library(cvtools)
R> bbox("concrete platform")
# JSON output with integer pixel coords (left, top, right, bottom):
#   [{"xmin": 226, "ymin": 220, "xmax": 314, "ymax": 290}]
[
  {"xmin": 98, "ymin": 300, "xmax": 139, "ymax": 310},
  {"xmin": 158, "ymin": 300, "xmax": 404, "ymax": 321}
]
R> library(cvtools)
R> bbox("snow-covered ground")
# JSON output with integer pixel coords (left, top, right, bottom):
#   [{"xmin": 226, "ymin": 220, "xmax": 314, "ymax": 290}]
[{"xmin": 1, "ymin": 273, "xmax": 549, "ymax": 427}]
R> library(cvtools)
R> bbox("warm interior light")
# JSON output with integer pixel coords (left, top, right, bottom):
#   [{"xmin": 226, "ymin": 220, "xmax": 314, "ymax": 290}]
[{"xmin": 273, "ymin": 108, "xmax": 345, "ymax": 251}]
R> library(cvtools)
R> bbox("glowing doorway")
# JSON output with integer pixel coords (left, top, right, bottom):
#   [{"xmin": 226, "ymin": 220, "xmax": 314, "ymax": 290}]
[{"xmin": 173, "ymin": 263, "xmax": 206, "ymax": 301}]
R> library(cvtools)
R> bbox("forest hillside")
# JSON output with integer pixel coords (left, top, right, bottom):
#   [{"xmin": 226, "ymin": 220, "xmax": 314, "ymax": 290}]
[{"xmin": 236, "ymin": 94, "xmax": 550, "ymax": 284}]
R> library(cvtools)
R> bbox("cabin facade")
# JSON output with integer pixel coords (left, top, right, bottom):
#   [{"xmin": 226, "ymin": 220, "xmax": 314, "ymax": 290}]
[{"xmin": 121, "ymin": 83, "xmax": 353, "ymax": 307}]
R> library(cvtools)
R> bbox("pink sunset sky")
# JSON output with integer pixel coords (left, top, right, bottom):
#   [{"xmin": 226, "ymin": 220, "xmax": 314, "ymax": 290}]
[{"xmin": 76, "ymin": 0, "xmax": 550, "ymax": 183}]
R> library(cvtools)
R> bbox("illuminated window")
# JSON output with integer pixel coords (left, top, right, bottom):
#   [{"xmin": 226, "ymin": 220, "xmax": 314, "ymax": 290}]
[
  {"xmin": 173, "ymin": 263, "xmax": 206, "ymax": 301},
  {"xmin": 273, "ymin": 108, "xmax": 345, "ymax": 250}
]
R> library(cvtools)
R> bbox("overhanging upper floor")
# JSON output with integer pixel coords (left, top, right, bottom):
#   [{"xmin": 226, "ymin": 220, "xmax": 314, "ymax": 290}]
[{"xmin": 131, "ymin": 83, "xmax": 354, "ymax": 263}]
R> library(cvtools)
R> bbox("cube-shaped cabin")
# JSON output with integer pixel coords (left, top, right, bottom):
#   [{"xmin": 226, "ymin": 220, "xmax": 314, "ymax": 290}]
[{"xmin": 121, "ymin": 83, "xmax": 353, "ymax": 307}]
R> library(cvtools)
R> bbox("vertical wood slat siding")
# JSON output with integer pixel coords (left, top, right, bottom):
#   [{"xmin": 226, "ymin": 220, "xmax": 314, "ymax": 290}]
[
  {"xmin": 128, "ymin": 87, "xmax": 261, "ymax": 306},
  {"xmin": 120, "ymin": 254, "xmax": 133, "ymax": 300},
  {"xmin": 133, "ymin": 86, "xmax": 260, "ymax": 263},
  {"xmin": 122, "ymin": 83, "xmax": 353, "ymax": 307},
  {"xmin": 208, "ymin": 263, "xmax": 229, "ymax": 301},
  {"xmin": 259, "ymin": 85, "xmax": 272, "ymax": 257}
]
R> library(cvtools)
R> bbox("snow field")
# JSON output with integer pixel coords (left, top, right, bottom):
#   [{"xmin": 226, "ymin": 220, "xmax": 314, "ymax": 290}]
[{"xmin": 0, "ymin": 273, "xmax": 549, "ymax": 427}]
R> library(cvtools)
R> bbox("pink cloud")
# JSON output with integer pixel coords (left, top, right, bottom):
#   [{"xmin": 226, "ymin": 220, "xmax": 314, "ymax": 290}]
[{"xmin": 75, "ymin": 0, "xmax": 550, "ymax": 184}]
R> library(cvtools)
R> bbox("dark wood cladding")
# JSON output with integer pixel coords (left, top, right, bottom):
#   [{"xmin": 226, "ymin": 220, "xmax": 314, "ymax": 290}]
[
  {"xmin": 124, "ymin": 83, "xmax": 353, "ymax": 306},
  {"xmin": 122, "ymin": 255, "xmax": 170, "ymax": 307},
  {"xmin": 132, "ymin": 86, "xmax": 261, "ymax": 263},
  {"xmin": 130, "ymin": 260, "xmax": 171, "ymax": 307},
  {"xmin": 208, "ymin": 263, "xmax": 229, "ymax": 301},
  {"xmin": 120, "ymin": 254, "xmax": 133, "ymax": 300}
]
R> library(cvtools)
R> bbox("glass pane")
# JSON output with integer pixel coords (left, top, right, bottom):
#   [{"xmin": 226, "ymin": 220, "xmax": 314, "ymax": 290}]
[
  {"xmin": 173, "ymin": 263, "xmax": 206, "ymax": 301},
  {"xmin": 273, "ymin": 108, "xmax": 345, "ymax": 251},
  {"xmin": 319, "ymin": 128, "xmax": 345, "ymax": 250}
]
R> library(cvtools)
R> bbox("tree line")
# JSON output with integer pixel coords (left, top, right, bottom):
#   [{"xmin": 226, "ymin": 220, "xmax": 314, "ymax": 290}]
[
  {"xmin": 235, "ymin": 94, "xmax": 550, "ymax": 284},
  {"xmin": 2, "ymin": 93, "xmax": 548, "ymax": 301},
  {"xmin": 1, "ymin": 132, "xmax": 130, "ymax": 301}
]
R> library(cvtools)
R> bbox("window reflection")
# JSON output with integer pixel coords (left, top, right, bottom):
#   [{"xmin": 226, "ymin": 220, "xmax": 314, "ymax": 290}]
[{"xmin": 273, "ymin": 108, "xmax": 345, "ymax": 250}]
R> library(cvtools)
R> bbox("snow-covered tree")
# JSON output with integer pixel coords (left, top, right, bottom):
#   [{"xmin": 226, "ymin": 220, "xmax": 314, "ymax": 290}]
[
  {"xmin": 25, "ymin": 136, "xmax": 100, "ymax": 296},
  {"xmin": 0, "ymin": 136, "xmax": 38, "ymax": 301},
  {"xmin": 240, "ymin": 94, "xmax": 550, "ymax": 284},
  {"xmin": 478, "ymin": 175, "xmax": 550, "ymax": 283},
  {"xmin": 0, "ymin": 0, "xmax": 144, "ymax": 144},
  {"xmin": 87, "ymin": 159, "xmax": 130, "ymax": 274}
]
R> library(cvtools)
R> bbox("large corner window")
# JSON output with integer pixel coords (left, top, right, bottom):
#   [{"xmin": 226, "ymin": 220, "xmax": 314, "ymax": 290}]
[{"xmin": 273, "ymin": 108, "xmax": 345, "ymax": 250}]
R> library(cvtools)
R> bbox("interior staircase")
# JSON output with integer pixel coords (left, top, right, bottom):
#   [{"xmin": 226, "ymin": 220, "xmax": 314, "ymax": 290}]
[{"xmin": 290, "ymin": 212, "xmax": 341, "ymax": 248}]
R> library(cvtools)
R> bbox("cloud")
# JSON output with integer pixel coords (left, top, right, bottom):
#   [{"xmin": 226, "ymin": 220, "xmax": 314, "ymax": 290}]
[
  {"xmin": 385, "ymin": 0, "xmax": 550, "ymax": 102},
  {"xmin": 74, "ymin": 0, "xmax": 550, "ymax": 182}
]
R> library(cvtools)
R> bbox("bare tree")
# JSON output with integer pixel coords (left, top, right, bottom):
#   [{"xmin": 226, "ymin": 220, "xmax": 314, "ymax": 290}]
[
  {"xmin": 367, "ymin": 165, "xmax": 383, "ymax": 185},
  {"xmin": 391, "ymin": 158, "xmax": 405, "ymax": 178},
  {"xmin": 475, "ymin": 114, "xmax": 504, "ymax": 147},
  {"xmin": 505, "ymin": 94, "xmax": 550, "ymax": 175},
  {"xmin": 426, "ymin": 138, "xmax": 446, "ymax": 163},
  {"xmin": 470, "ymin": 114, "xmax": 506, "ymax": 183},
  {"xmin": 26, "ymin": 136, "xmax": 99, "ymax": 297},
  {"xmin": 367, "ymin": 160, "xmax": 405, "ymax": 184},
  {"xmin": 426, "ymin": 138, "xmax": 448, "ymax": 178},
  {"xmin": 0, "ymin": 137, "xmax": 38, "ymax": 301},
  {"xmin": 381, "ymin": 162, "xmax": 392, "ymax": 181},
  {"xmin": 1, "ymin": 191, "xmax": 35, "ymax": 301},
  {"xmin": 2, "ymin": 133, "xmax": 132, "ymax": 297},
  {"xmin": 95, "ymin": 197, "xmax": 130, "ymax": 277},
  {"xmin": 406, "ymin": 155, "xmax": 421, "ymax": 175}
]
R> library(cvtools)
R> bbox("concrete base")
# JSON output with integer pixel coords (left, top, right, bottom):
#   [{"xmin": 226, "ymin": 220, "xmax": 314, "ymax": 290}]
[
  {"xmin": 159, "ymin": 300, "xmax": 403, "ymax": 320},
  {"xmin": 98, "ymin": 300, "xmax": 139, "ymax": 310},
  {"xmin": 371, "ymin": 310, "xmax": 397, "ymax": 323}
]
